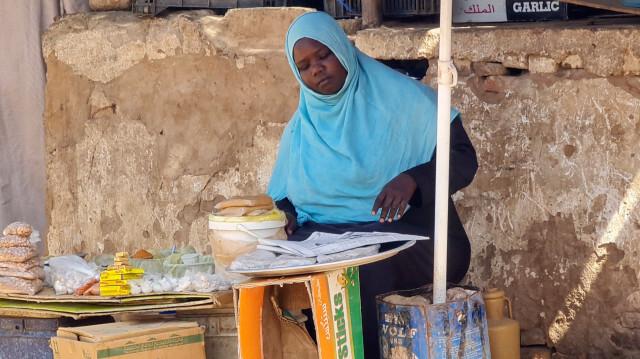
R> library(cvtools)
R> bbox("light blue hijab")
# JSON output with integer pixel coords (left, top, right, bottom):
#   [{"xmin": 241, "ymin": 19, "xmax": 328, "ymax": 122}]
[{"xmin": 267, "ymin": 11, "xmax": 458, "ymax": 225}]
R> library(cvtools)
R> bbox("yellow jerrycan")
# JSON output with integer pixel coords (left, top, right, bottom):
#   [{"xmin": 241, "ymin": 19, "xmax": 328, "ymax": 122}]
[{"xmin": 482, "ymin": 288, "xmax": 520, "ymax": 359}]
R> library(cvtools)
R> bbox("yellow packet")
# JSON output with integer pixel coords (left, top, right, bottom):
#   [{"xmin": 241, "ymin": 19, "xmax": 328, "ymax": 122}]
[
  {"xmin": 99, "ymin": 279, "xmax": 130, "ymax": 287},
  {"xmin": 101, "ymin": 268, "xmax": 144, "ymax": 275},
  {"xmin": 100, "ymin": 273, "xmax": 143, "ymax": 281},
  {"xmin": 99, "ymin": 286, "xmax": 131, "ymax": 296}
]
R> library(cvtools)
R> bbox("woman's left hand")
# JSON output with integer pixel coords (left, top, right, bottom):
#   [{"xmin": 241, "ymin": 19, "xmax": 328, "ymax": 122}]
[
  {"xmin": 371, "ymin": 173, "xmax": 417, "ymax": 222},
  {"xmin": 284, "ymin": 212, "xmax": 299, "ymax": 235}
]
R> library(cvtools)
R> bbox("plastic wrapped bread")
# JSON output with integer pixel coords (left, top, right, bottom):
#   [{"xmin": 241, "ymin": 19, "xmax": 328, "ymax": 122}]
[
  {"xmin": 216, "ymin": 204, "xmax": 275, "ymax": 216},
  {"xmin": 214, "ymin": 195, "xmax": 274, "ymax": 210}
]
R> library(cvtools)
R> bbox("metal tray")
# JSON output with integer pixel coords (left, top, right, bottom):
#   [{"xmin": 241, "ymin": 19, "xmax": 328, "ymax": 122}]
[{"xmin": 228, "ymin": 240, "xmax": 416, "ymax": 277}]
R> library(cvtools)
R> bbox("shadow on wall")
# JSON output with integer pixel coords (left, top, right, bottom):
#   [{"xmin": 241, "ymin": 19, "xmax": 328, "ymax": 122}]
[
  {"xmin": 499, "ymin": 170, "xmax": 640, "ymax": 357},
  {"xmin": 548, "ymin": 170, "xmax": 640, "ymax": 356}
]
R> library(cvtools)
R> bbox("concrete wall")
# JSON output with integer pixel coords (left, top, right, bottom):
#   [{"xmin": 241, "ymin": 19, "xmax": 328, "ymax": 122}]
[{"xmin": 42, "ymin": 9, "xmax": 640, "ymax": 357}]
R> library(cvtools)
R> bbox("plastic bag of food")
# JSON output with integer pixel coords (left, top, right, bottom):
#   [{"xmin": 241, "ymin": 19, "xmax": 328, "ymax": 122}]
[
  {"xmin": 0, "ymin": 257, "xmax": 43, "ymax": 272},
  {"xmin": 163, "ymin": 254, "xmax": 214, "ymax": 278},
  {"xmin": 173, "ymin": 269, "xmax": 230, "ymax": 293},
  {"xmin": 163, "ymin": 245, "xmax": 197, "ymax": 265},
  {"xmin": 129, "ymin": 258, "xmax": 164, "ymax": 274},
  {"xmin": 48, "ymin": 255, "xmax": 99, "ymax": 295},
  {"xmin": 2, "ymin": 222, "xmax": 33, "ymax": 237},
  {"xmin": 0, "ymin": 266, "xmax": 45, "ymax": 280},
  {"xmin": 228, "ymin": 249, "xmax": 277, "ymax": 271},
  {"xmin": 0, "ymin": 277, "xmax": 43, "ymax": 295},
  {"xmin": 89, "ymin": 254, "xmax": 115, "ymax": 272},
  {"xmin": 0, "ymin": 245, "xmax": 38, "ymax": 262},
  {"xmin": 148, "ymin": 249, "xmax": 170, "ymax": 259},
  {"xmin": 128, "ymin": 274, "xmax": 178, "ymax": 295},
  {"xmin": 0, "ymin": 235, "xmax": 32, "ymax": 248}
]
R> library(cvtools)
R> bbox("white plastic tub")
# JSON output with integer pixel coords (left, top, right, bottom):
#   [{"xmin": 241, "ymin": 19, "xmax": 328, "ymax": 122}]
[{"xmin": 208, "ymin": 210, "xmax": 286, "ymax": 281}]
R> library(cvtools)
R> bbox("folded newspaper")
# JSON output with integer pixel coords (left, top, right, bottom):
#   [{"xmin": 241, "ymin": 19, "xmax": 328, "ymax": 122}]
[{"xmin": 256, "ymin": 231, "xmax": 428, "ymax": 258}]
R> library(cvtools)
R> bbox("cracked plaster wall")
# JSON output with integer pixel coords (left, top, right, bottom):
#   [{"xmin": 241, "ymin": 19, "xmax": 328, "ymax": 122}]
[
  {"xmin": 43, "ymin": 8, "xmax": 308, "ymax": 257},
  {"xmin": 410, "ymin": 20, "xmax": 640, "ymax": 358},
  {"xmin": 43, "ymin": 8, "xmax": 640, "ymax": 357}
]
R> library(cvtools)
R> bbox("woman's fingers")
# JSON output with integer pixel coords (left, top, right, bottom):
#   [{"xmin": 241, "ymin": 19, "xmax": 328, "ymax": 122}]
[
  {"xmin": 371, "ymin": 192, "xmax": 386, "ymax": 217},
  {"xmin": 286, "ymin": 221, "xmax": 298, "ymax": 235},
  {"xmin": 379, "ymin": 194, "xmax": 399, "ymax": 222},
  {"xmin": 396, "ymin": 199, "xmax": 409, "ymax": 219},
  {"xmin": 373, "ymin": 190, "xmax": 405, "ymax": 222},
  {"xmin": 374, "ymin": 174, "xmax": 417, "ymax": 222},
  {"xmin": 385, "ymin": 198, "xmax": 406, "ymax": 222},
  {"xmin": 285, "ymin": 212, "xmax": 298, "ymax": 235}
]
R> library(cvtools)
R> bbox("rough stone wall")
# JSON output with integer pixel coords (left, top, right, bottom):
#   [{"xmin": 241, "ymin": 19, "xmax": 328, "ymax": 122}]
[
  {"xmin": 43, "ymin": 9, "xmax": 640, "ymax": 357},
  {"xmin": 406, "ymin": 21, "xmax": 640, "ymax": 358},
  {"xmin": 452, "ymin": 73, "xmax": 639, "ymax": 358},
  {"xmin": 43, "ymin": 8, "xmax": 308, "ymax": 256}
]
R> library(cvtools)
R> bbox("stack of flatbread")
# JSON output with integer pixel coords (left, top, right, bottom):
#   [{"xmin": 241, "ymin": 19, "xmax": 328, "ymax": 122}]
[
  {"xmin": 0, "ymin": 222, "xmax": 45, "ymax": 295},
  {"xmin": 213, "ymin": 194, "xmax": 275, "ymax": 217}
]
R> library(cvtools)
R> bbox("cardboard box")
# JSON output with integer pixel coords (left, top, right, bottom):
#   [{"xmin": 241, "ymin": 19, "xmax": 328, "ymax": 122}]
[
  {"xmin": 49, "ymin": 320, "xmax": 206, "ymax": 359},
  {"xmin": 233, "ymin": 267, "xmax": 364, "ymax": 359},
  {"xmin": 453, "ymin": 0, "xmax": 567, "ymax": 22}
]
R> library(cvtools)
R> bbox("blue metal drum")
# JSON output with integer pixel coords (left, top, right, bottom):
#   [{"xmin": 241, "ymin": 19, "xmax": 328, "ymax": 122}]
[{"xmin": 377, "ymin": 285, "xmax": 491, "ymax": 359}]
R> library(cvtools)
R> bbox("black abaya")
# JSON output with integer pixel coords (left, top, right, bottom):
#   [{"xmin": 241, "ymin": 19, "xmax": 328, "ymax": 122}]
[{"xmin": 275, "ymin": 116, "xmax": 478, "ymax": 358}]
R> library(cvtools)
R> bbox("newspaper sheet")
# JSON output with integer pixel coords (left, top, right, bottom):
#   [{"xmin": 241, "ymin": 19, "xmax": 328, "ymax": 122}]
[{"xmin": 256, "ymin": 231, "xmax": 428, "ymax": 257}]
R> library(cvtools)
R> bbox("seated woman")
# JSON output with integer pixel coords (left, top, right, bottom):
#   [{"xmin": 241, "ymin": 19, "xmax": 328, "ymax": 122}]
[{"xmin": 267, "ymin": 11, "xmax": 478, "ymax": 357}]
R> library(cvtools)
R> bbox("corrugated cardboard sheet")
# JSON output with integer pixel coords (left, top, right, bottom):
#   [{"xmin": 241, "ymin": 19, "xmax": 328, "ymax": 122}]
[{"xmin": 0, "ymin": 288, "xmax": 233, "ymax": 319}]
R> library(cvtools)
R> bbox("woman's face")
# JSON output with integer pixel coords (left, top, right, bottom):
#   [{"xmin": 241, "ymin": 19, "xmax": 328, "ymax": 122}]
[{"xmin": 292, "ymin": 38, "xmax": 348, "ymax": 95}]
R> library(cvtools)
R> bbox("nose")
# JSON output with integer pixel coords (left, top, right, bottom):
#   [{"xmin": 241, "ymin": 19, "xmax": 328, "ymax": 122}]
[{"xmin": 310, "ymin": 61, "xmax": 324, "ymax": 77}]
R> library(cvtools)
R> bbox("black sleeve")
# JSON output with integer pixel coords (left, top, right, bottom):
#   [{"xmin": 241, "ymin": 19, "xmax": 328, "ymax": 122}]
[
  {"xmin": 275, "ymin": 197, "xmax": 298, "ymax": 219},
  {"xmin": 403, "ymin": 115, "xmax": 478, "ymax": 208}
]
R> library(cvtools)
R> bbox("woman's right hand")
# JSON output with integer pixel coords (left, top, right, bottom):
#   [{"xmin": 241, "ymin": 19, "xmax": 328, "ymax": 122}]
[
  {"xmin": 372, "ymin": 173, "xmax": 417, "ymax": 222},
  {"xmin": 284, "ymin": 212, "xmax": 299, "ymax": 235}
]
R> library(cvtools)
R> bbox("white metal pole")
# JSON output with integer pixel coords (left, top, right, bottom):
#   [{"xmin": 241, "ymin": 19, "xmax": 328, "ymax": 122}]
[{"xmin": 433, "ymin": 0, "xmax": 457, "ymax": 304}]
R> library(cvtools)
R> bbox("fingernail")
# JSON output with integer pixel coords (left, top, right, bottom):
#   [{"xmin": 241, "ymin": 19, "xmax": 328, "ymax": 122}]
[
  {"xmin": 371, "ymin": 211, "xmax": 375, "ymax": 215},
  {"xmin": 379, "ymin": 219, "xmax": 384, "ymax": 223},
  {"xmin": 387, "ymin": 218, "xmax": 393, "ymax": 222}
]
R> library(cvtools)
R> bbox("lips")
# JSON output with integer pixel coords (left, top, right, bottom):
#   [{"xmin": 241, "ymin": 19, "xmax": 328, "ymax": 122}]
[{"xmin": 317, "ymin": 77, "xmax": 331, "ymax": 89}]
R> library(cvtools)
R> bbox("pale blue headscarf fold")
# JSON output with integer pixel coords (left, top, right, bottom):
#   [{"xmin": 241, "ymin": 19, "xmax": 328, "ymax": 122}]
[{"xmin": 267, "ymin": 11, "xmax": 458, "ymax": 225}]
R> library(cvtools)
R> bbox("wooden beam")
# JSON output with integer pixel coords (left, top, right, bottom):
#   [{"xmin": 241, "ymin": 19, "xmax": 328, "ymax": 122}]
[
  {"xmin": 561, "ymin": 0, "xmax": 640, "ymax": 15},
  {"xmin": 361, "ymin": 0, "xmax": 383, "ymax": 27}
]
